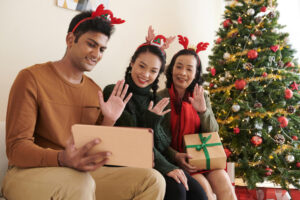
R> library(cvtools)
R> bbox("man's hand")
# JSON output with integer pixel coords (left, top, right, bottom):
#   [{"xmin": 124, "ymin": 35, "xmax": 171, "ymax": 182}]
[
  {"xmin": 174, "ymin": 152, "xmax": 197, "ymax": 173},
  {"xmin": 99, "ymin": 80, "xmax": 132, "ymax": 126},
  {"xmin": 148, "ymin": 98, "xmax": 171, "ymax": 116},
  {"xmin": 58, "ymin": 136, "xmax": 111, "ymax": 171},
  {"xmin": 188, "ymin": 84, "xmax": 206, "ymax": 113},
  {"xmin": 167, "ymin": 169, "xmax": 189, "ymax": 191}
]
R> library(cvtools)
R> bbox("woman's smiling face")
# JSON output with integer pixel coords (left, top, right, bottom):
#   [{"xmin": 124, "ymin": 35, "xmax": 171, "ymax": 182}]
[
  {"xmin": 130, "ymin": 51, "xmax": 162, "ymax": 88},
  {"xmin": 172, "ymin": 55, "xmax": 197, "ymax": 91}
]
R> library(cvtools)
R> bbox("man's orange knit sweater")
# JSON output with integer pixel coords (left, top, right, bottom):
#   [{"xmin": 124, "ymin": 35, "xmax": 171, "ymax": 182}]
[{"xmin": 6, "ymin": 62, "xmax": 103, "ymax": 168}]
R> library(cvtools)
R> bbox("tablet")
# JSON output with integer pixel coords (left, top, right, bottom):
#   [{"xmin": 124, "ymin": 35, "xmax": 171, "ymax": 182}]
[{"xmin": 72, "ymin": 124, "xmax": 153, "ymax": 168}]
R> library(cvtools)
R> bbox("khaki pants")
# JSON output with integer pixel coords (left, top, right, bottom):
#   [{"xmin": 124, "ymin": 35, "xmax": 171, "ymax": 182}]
[{"xmin": 2, "ymin": 166, "xmax": 165, "ymax": 200}]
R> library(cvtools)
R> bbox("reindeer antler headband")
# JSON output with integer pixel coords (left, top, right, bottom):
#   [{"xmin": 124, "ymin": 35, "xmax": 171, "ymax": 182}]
[
  {"xmin": 138, "ymin": 26, "xmax": 176, "ymax": 54},
  {"xmin": 71, "ymin": 4, "xmax": 125, "ymax": 33},
  {"xmin": 177, "ymin": 35, "xmax": 209, "ymax": 53}
]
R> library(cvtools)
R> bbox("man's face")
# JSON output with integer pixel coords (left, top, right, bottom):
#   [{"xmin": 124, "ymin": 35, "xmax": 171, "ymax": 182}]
[{"xmin": 67, "ymin": 31, "xmax": 109, "ymax": 72}]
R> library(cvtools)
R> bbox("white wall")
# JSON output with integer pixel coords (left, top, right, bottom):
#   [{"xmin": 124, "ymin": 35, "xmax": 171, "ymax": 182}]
[{"xmin": 0, "ymin": 0, "xmax": 299, "ymax": 121}]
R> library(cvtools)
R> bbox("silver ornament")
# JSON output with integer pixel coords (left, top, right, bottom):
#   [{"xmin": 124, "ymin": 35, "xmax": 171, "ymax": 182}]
[
  {"xmin": 268, "ymin": 126, "xmax": 273, "ymax": 133},
  {"xmin": 220, "ymin": 77, "xmax": 225, "ymax": 82},
  {"xmin": 285, "ymin": 154, "xmax": 295, "ymax": 163},
  {"xmin": 232, "ymin": 104, "xmax": 240, "ymax": 112},
  {"xmin": 223, "ymin": 52, "xmax": 231, "ymax": 60},
  {"xmin": 255, "ymin": 131, "xmax": 262, "ymax": 137},
  {"xmin": 247, "ymin": 8, "xmax": 255, "ymax": 16},
  {"xmin": 225, "ymin": 71, "xmax": 232, "ymax": 79},
  {"xmin": 255, "ymin": 122, "xmax": 263, "ymax": 130},
  {"xmin": 243, "ymin": 117, "xmax": 250, "ymax": 123}
]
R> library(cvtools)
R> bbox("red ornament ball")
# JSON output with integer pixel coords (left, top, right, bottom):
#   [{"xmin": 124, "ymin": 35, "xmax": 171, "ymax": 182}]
[
  {"xmin": 285, "ymin": 61, "xmax": 295, "ymax": 68},
  {"xmin": 251, "ymin": 136, "xmax": 262, "ymax": 146},
  {"xmin": 224, "ymin": 148, "xmax": 232, "ymax": 158},
  {"xmin": 265, "ymin": 167, "xmax": 273, "ymax": 176},
  {"xmin": 211, "ymin": 68, "xmax": 216, "ymax": 76},
  {"xmin": 260, "ymin": 6, "xmax": 267, "ymax": 12},
  {"xmin": 277, "ymin": 116, "xmax": 288, "ymax": 128},
  {"xmin": 223, "ymin": 19, "xmax": 232, "ymax": 28},
  {"xmin": 235, "ymin": 79, "xmax": 247, "ymax": 90},
  {"xmin": 216, "ymin": 38, "xmax": 222, "ymax": 44},
  {"xmin": 233, "ymin": 127, "xmax": 240, "ymax": 134},
  {"xmin": 237, "ymin": 16, "xmax": 242, "ymax": 24},
  {"xmin": 247, "ymin": 49, "xmax": 258, "ymax": 60},
  {"xmin": 262, "ymin": 72, "xmax": 268, "ymax": 77},
  {"xmin": 296, "ymin": 162, "xmax": 300, "ymax": 168},
  {"xmin": 209, "ymin": 83, "xmax": 214, "ymax": 88},
  {"xmin": 292, "ymin": 136, "xmax": 298, "ymax": 141},
  {"xmin": 285, "ymin": 88, "xmax": 293, "ymax": 99}
]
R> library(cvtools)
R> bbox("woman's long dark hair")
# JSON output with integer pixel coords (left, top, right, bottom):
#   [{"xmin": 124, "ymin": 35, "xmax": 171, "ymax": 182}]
[
  {"xmin": 165, "ymin": 49, "xmax": 204, "ymax": 93},
  {"xmin": 125, "ymin": 44, "xmax": 166, "ymax": 100}
]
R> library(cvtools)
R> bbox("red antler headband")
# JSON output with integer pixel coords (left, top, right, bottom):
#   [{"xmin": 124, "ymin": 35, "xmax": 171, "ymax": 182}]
[
  {"xmin": 138, "ymin": 26, "xmax": 176, "ymax": 54},
  {"xmin": 71, "ymin": 4, "xmax": 125, "ymax": 33},
  {"xmin": 178, "ymin": 35, "xmax": 209, "ymax": 53}
]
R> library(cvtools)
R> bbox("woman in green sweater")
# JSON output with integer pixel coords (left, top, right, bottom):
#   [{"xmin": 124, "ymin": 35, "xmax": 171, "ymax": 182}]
[
  {"xmin": 103, "ymin": 27, "xmax": 208, "ymax": 200},
  {"xmin": 158, "ymin": 36, "xmax": 236, "ymax": 200}
]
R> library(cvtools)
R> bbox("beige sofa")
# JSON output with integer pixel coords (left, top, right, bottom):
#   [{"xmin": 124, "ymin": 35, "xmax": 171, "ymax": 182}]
[{"xmin": 0, "ymin": 121, "xmax": 7, "ymax": 199}]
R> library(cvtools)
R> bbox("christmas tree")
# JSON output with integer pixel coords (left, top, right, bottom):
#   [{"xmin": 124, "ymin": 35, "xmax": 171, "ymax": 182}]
[{"xmin": 204, "ymin": 0, "xmax": 300, "ymax": 189}]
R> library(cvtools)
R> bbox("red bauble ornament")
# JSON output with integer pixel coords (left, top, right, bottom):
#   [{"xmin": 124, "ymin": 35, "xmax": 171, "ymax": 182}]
[
  {"xmin": 216, "ymin": 38, "xmax": 222, "ymax": 44},
  {"xmin": 233, "ymin": 127, "xmax": 240, "ymax": 134},
  {"xmin": 237, "ymin": 16, "xmax": 242, "ymax": 24},
  {"xmin": 277, "ymin": 116, "xmax": 288, "ymax": 128},
  {"xmin": 247, "ymin": 49, "xmax": 258, "ymax": 60},
  {"xmin": 209, "ymin": 83, "xmax": 214, "ymax": 88},
  {"xmin": 292, "ymin": 136, "xmax": 298, "ymax": 141},
  {"xmin": 270, "ymin": 45, "xmax": 279, "ymax": 52},
  {"xmin": 296, "ymin": 162, "xmax": 300, "ymax": 168},
  {"xmin": 224, "ymin": 148, "xmax": 232, "ymax": 158},
  {"xmin": 260, "ymin": 6, "xmax": 267, "ymax": 12},
  {"xmin": 235, "ymin": 79, "xmax": 247, "ymax": 90},
  {"xmin": 251, "ymin": 136, "xmax": 262, "ymax": 146},
  {"xmin": 211, "ymin": 68, "xmax": 216, "ymax": 76},
  {"xmin": 265, "ymin": 167, "xmax": 273, "ymax": 176},
  {"xmin": 223, "ymin": 19, "xmax": 232, "ymax": 28},
  {"xmin": 262, "ymin": 72, "xmax": 268, "ymax": 77},
  {"xmin": 285, "ymin": 62, "xmax": 295, "ymax": 68},
  {"xmin": 285, "ymin": 88, "xmax": 293, "ymax": 99}
]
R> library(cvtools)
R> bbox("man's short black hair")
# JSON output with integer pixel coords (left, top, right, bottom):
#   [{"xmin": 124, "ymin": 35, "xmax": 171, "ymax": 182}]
[{"xmin": 68, "ymin": 11, "xmax": 115, "ymax": 42}]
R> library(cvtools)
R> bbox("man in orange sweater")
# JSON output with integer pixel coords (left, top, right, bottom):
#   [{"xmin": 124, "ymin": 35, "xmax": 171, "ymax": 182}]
[{"xmin": 2, "ymin": 5, "xmax": 165, "ymax": 200}]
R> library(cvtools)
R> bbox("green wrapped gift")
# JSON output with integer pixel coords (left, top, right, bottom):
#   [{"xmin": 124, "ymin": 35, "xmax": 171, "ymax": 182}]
[{"xmin": 184, "ymin": 132, "xmax": 226, "ymax": 170}]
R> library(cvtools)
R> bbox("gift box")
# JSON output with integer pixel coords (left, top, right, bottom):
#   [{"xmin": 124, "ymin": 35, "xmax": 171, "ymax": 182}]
[
  {"xmin": 183, "ymin": 132, "xmax": 226, "ymax": 170},
  {"xmin": 72, "ymin": 124, "xmax": 153, "ymax": 168},
  {"xmin": 235, "ymin": 186, "xmax": 295, "ymax": 200}
]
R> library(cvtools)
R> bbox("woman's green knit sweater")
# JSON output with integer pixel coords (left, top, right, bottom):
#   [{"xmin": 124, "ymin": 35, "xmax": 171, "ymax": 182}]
[{"xmin": 103, "ymin": 75, "xmax": 178, "ymax": 175}]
